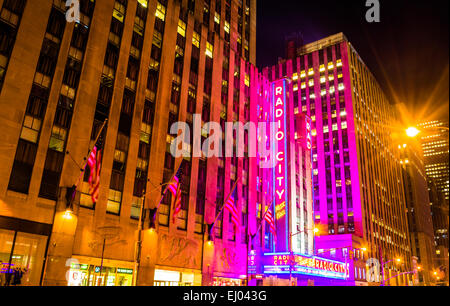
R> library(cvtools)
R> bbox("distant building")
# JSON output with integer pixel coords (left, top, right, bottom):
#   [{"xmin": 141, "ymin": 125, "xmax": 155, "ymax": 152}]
[{"xmin": 397, "ymin": 136, "xmax": 436, "ymax": 286}]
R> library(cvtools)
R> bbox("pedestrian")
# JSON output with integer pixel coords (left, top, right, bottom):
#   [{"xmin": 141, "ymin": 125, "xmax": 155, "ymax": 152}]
[
  {"xmin": 0, "ymin": 261, "xmax": 5, "ymax": 286},
  {"xmin": 12, "ymin": 266, "xmax": 24, "ymax": 286}
]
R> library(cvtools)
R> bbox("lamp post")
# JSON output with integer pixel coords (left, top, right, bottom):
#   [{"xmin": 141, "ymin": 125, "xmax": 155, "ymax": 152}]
[
  {"xmin": 379, "ymin": 246, "xmax": 402, "ymax": 286},
  {"xmin": 288, "ymin": 227, "xmax": 319, "ymax": 286},
  {"xmin": 132, "ymin": 181, "xmax": 171, "ymax": 286}
]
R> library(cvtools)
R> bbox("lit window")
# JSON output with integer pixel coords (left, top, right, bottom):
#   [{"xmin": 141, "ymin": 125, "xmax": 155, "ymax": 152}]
[
  {"xmin": 301, "ymin": 82, "xmax": 306, "ymax": 89},
  {"xmin": 328, "ymin": 63, "xmax": 334, "ymax": 70},
  {"xmin": 323, "ymin": 126, "xmax": 329, "ymax": 133},
  {"xmin": 341, "ymin": 121, "xmax": 347, "ymax": 129},
  {"xmin": 336, "ymin": 59, "xmax": 342, "ymax": 67},
  {"xmin": 292, "ymin": 73, "xmax": 299, "ymax": 81},
  {"xmin": 192, "ymin": 32, "xmax": 200, "ymax": 48},
  {"xmin": 155, "ymin": 3, "xmax": 166, "ymax": 21},
  {"xmin": 177, "ymin": 20, "xmax": 186, "ymax": 37},
  {"xmin": 328, "ymin": 75, "xmax": 334, "ymax": 81},
  {"xmin": 138, "ymin": 0, "xmax": 148, "ymax": 7},
  {"xmin": 214, "ymin": 12, "xmax": 220, "ymax": 24},
  {"xmin": 338, "ymin": 83, "xmax": 345, "ymax": 91},
  {"xmin": 332, "ymin": 123, "xmax": 338, "ymax": 131},
  {"xmin": 300, "ymin": 71, "xmax": 306, "ymax": 78},
  {"xmin": 308, "ymin": 68, "xmax": 314, "ymax": 76},
  {"xmin": 320, "ymin": 76, "xmax": 326, "ymax": 83},
  {"xmin": 293, "ymin": 84, "xmax": 298, "ymax": 91},
  {"xmin": 206, "ymin": 42, "xmax": 213, "ymax": 58},
  {"xmin": 224, "ymin": 21, "xmax": 230, "ymax": 33},
  {"xmin": 308, "ymin": 79, "xmax": 314, "ymax": 87},
  {"xmin": 319, "ymin": 65, "xmax": 325, "ymax": 72}
]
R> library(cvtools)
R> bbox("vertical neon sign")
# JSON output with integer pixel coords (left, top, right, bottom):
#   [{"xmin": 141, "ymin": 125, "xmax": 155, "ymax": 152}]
[{"xmin": 272, "ymin": 79, "xmax": 289, "ymax": 251}]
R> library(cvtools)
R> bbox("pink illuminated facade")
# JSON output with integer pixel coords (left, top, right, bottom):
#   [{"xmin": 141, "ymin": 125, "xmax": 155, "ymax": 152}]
[{"xmin": 257, "ymin": 33, "xmax": 412, "ymax": 286}]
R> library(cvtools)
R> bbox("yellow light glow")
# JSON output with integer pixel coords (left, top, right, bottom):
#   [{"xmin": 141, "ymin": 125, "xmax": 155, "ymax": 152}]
[
  {"xmin": 361, "ymin": 247, "xmax": 367, "ymax": 252},
  {"xmin": 406, "ymin": 127, "xmax": 420, "ymax": 138},
  {"xmin": 63, "ymin": 209, "xmax": 73, "ymax": 219},
  {"xmin": 313, "ymin": 227, "xmax": 319, "ymax": 233}
]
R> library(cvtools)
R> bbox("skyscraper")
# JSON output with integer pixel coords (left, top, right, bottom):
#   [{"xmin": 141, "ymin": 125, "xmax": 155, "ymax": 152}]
[
  {"xmin": 418, "ymin": 119, "xmax": 449, "ymax": 285},
  {"xmin": 398, "ymin": 138, "xmax": 436, "ymax": 286},
  {"xmin": 265, "ymin": 33, "xmax": 413, "ymax": 286},
  {"xmin": 0, "ymin": 0, "xmax": 258, "ymax": 286},
  {"xmin": 418, "ymin": 120, "xmax": 449, "ymax": 202}
]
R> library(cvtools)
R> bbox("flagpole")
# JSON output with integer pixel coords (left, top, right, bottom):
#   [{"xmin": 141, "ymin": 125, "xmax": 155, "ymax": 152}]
[
  {"xmin": 209, "ymin": 177, "xmax": 240, "ymax": 239},
  {"xmin": 40, "ymin": 119, "xmax": 107, "ymax": 286},
  {"xmin": 154, "ymin": 161, "xmax": 183, "ymax": 219},
  {"xmin": 255, "ymin": 197, "xmax": 274, "ymax": 235}
]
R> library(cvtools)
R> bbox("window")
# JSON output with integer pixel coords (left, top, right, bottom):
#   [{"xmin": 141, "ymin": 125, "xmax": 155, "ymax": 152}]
[
  {"xmin": 20, "ymin": 116, "xmax": 42, "ymax": 143},
  {"xmin": 49, "ymin": 126, "xmax": 67, "ymax": 152},
  {"xmin": 155, "ymin": 3, "xmax": 166, "ymax": 21},
  {"xmin": 206, "ymin": 42, "xmax": 213, "ymax": 58},
  {"xmin": 107, "ymin": 189, "xmax": 122, "ymax": 214},
  {"xmin": 177, "ymin": 20, "xmax": 186, "ymax": 37}
]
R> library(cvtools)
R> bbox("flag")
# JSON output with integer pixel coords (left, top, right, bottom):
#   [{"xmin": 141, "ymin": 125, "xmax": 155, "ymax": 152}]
[
  {"xmin": 167, "ymin": 164, "xmax": 183, "ymax": 198},
  {"xmin": 87, "ymin": 143, "xmax": 102, "ymax": 203},
  {"xmin": 172, "ymin": 186, "xmax": 182, "ymax": 223},
  {"xmin": 225, "ymin": 187, "xmax": 239, "ymax": 230},
  {"xmin": 166, "ymin": 164, "xmax": 183, "ymax": 223},
  {"xmin": 264, "ymin": 206, "xmax": 277, "ymax": 242}
]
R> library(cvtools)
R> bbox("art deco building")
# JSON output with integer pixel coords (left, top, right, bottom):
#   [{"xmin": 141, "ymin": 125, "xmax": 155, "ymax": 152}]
[
  {"xmin": 264, "ymin": 33, "xmax": 413, "ymax": 286},
  {"xmin": 0, "ymin": 0, "xmax": 259, "ymax": 286}
]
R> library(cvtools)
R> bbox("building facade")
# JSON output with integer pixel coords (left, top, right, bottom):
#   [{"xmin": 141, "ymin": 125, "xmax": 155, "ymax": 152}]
[
  {"xmin": 261, "ymin": 33, "xmax": 414, "ymax": 286},
  {"xmin": 0, "ymin": 0, "xmax": 260, "ymax": 286}
]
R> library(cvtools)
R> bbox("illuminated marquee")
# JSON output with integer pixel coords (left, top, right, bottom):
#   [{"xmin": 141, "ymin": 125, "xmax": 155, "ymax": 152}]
[{"xmin": 262, "ymin": 253, "xmax": 348, "ymax": 279}]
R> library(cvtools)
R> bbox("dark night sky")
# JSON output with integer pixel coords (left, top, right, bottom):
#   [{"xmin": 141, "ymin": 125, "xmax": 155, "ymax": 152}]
[{"xmin": 256, "ymin": 0, "xmax": 449, "ymax": 122}]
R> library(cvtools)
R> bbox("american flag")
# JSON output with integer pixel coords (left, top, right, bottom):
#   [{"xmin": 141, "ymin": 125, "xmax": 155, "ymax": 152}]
[
  {"xmin": 167, "ymin": 164, "xmax": 183, "ymax": 223},
  {"xmin": 264, "ymin": 206, "xmax": 276, "ymax": 241},
  {"xmin": 87, "ymin": 144, "xmax": 102, "ymax": 203},
  {"xmin": 225, "ymin": 187, "xmax": 239, "ymax": 230},
  {"xmin": 167, "ymin": 164, "xmax": 183, "ymax": 198},
  {"xmin": 172, "ymin": 186, "xmax": 182, "ymax": 223}
]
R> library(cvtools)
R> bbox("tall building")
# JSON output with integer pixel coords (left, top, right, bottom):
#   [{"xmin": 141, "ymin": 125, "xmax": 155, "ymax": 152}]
[
  {"xmin": 427, "ymin": 178, "xmax": 449, "ymax": 285},
  {"xmin": 263, "ymin": 33, "xmax": 413, "ymax": 286},
  {"xmin": 418, "ymin": 120, "xmax": 449, "ymax": 203},
  {"xmin": 0, "ymin": 0, "xmax": 259, "ymax": 286},
  {"xmin": 419, "ymin": 119, "xmax": 449, "ymax": 285},
  {"xmin": 397, "ymin": 137, "xmax": 436, "ymax": 286}
]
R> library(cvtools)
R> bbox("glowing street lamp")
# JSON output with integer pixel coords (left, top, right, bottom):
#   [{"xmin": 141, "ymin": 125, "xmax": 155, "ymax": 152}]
[{"xmin": 406, "ymin": 127, "xmax": 420, "ymax": 138}]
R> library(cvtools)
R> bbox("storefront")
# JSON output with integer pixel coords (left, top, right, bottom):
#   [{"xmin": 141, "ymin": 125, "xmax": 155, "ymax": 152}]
[
  {"xmin": 153, "ymin": 267, "xmax": 202, "ymax": 286},
  {"xmin": 212, "ymin": 276, "xmax": 246, "ymax": 286},
  {"xmin": 67, "ymin": 256, "xmax": 134, "ymax": 286},
  {"xmin": 0, "ymin": 216, "xmax": 51, "ymax": 286}
]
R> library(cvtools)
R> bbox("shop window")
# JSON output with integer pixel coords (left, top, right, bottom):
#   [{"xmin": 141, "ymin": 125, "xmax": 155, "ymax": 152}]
[{"xmin": 0, "ymin": 229, "xmax": 47, "ymax": 286}]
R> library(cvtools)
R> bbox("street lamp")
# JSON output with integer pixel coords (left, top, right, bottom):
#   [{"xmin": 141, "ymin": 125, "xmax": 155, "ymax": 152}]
[
  {"xmin": 380, "ymin": 256, "xmax": 402, "ymax": 286},
  {"xmin": 406, "ymin": 125, "xmax": 449, "ymax": 138},
  {"xmin": 288, "ymin": 227, "xmax": 319, "ymax": 286},
  {"xmin": 406, "ymin": 127, "xmax": 420, "ymax": 138}
]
